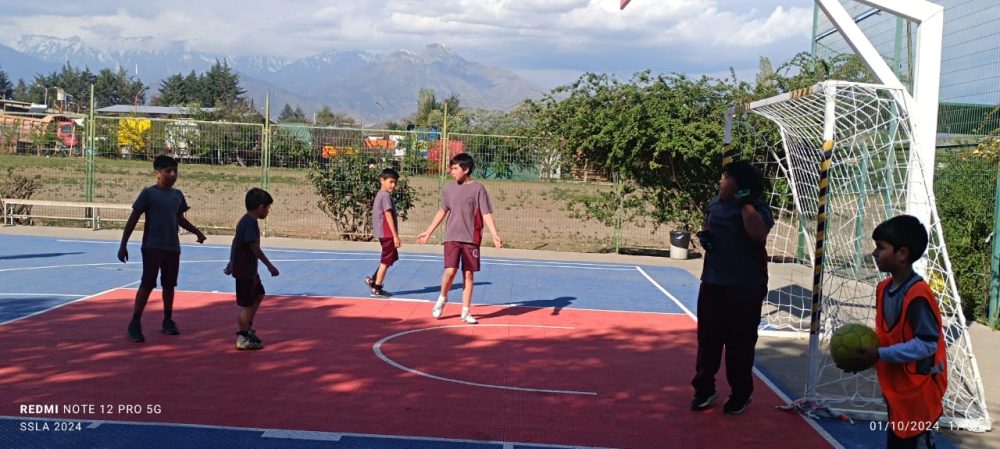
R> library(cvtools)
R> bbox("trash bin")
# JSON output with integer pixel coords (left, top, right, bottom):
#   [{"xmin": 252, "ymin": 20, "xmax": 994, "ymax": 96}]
[{"xmin": 669, "ymin": 230, "xmax": 691, "ymax": 260}]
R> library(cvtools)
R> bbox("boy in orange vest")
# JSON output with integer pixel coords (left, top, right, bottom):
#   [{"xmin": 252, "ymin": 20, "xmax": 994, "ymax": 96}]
[{"xmin": 847, "ymin": 215, "xmax": 948, "ymax": 449}]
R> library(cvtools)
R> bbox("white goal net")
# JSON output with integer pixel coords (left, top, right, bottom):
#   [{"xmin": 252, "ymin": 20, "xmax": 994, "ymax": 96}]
[{"xmin": 724, "ymin": 80, "xmax": 990, "ymax": 431}]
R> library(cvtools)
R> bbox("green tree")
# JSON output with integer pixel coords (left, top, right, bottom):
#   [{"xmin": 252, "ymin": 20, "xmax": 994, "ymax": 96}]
[
  {"xmin": 309, "ymin": 154, "xmax": 418, "ymax": 240},
  {"xmin": 769, "ymin": 52, "xmax": 873, "ymax": 93},
  {"xmin": 531, "ymin": 71, "xmax": 746, "ymax": 231},
  {"xmin": 93, "ymin": 68, "xmax": 145, "ymax": 108},
  {"xmin": 0, "ymin": 66, "xmax": 12, "ymax": 99},
  {"xmin": 411, "ymin": 89, "xmax": 462, "ymax": 127},
  {"xmin": 315, "ymin": 106, "xmax": 358, "ymax": 127},
  {"xmin": 415, "ymin": 88, "xmax": 437, "ymax": 124},
  {"xmin": 200, "ymin": 60, "xmax": 245, "ymax": 107},
  {"xmin": 12, "ymin": 79, "xmax": 29, "ymax": 102},
  {"xmin": 24, "ymin": 63, "xmax": 99, "ymax": 109},
  {"xmin": 153, "ymin": 74, "xmax": 192, "ymax": 106},
  {"xmin": 278, "ymin": 103, "xmax": 308, "ymax": 123}
]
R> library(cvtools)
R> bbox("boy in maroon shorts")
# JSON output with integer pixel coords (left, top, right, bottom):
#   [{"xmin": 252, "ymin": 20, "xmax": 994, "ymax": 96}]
[
  {"xmin": 365, "ymin": 168, "xmax": 401, "ymax": 297},
  {"xmin": 417, "ymin": 153, "xmax": 502, "ymax": 324}
]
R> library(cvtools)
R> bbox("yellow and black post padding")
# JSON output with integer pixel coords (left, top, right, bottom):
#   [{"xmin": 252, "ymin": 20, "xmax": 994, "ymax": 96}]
[{"xmin": 809, "ymin": 139, "xmax": 834, "ymax": 335}]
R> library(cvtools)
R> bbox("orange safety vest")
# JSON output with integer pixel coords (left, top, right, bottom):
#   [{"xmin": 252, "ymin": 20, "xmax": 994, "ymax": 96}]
[{"xmin": 875, "ymin": 278, "xmax": 948, "ymax": 438}]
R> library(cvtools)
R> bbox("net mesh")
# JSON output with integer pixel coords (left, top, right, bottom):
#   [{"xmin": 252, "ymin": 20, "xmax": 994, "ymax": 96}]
[{"xmin": 728, "ymin": 81, "xmax": 991, "ymax": 431}]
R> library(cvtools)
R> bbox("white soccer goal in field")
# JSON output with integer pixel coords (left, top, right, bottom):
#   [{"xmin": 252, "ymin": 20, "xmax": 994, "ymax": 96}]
[{"xmin": 722, "ymin": 0, "xmax": 991, "ymax": 432}]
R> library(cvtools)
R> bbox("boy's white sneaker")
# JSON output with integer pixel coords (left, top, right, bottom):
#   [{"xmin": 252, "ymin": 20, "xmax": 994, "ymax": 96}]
[
  {"xmin": 431, "ymin": 297, "xmax": 447, "ymax": 318},
  {"xmin": 460, "ymin": 312, "xmax": 478, "ymax": 324}
]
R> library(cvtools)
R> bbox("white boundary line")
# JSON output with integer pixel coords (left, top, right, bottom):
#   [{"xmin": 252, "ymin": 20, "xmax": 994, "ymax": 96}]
[
  {"xmin": 634, "ymin": 267, "xmax": 845, "ymax": 449},
  {"xmin": 0, "ymin": 415, "xmax": 617, "ymax": 448},
  {"xmin": 13, "ymin": 249, "xmax": 633, "ymax": 272},
  {"xmin": 634, "ymin": 266, "xmax": 695, "ymax": 319},
  {"xmin": 161, "ymin": 288, "xmax": 690, "ymax": 317},
  {"xmin": 54, "ymin": 239, "xmax": 633, "ymax": 269},
  {"xmin": 0, "ymin": 281, "xmax": 139, "ymax": 326},
  {"xmin": 373, "ymin": 324, "xmax": 598, "ymax": 396},
  {"xmin": 0, "ymin": 258, "xmax": 633, "ymax": 273}
]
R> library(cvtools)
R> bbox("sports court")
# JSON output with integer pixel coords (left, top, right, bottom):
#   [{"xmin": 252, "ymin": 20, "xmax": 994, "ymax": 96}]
[{"xmin": 0, "ymin": 231, "xmax": 968, "ymax": 449}]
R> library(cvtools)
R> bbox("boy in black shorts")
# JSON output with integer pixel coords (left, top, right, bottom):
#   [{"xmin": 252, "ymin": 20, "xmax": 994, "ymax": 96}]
[
  {"xmin": 224, "ymin": 188, "xmax": 279, "ymax": 350},
  {"xmin": 118, "ymin": 155, "xmax": 206, "ymax": 343}
]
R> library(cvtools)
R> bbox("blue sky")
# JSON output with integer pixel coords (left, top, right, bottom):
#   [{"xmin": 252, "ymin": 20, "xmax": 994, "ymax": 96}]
[{"xmin": 0, "ymin": 0, "xmax": 815, "ymax": 88}]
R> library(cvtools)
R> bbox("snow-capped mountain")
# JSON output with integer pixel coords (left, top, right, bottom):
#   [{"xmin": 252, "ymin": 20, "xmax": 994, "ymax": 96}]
[{"xmin": 7, "ymin": 35, "xmax": 541, "ymax": 121}]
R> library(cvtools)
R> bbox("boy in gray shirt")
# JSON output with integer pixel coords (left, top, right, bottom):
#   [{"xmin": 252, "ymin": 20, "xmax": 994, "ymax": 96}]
[
  {"xmin": 417, "ymin": 153, "xmax": 502, "ymax": 324},
  {"xmin": 118, "ymin": 155, "xmax": 206, "ymax": 343},
  {"xmin": 365, "ymin": 168, "xmax": 401, "ymax": 298}
]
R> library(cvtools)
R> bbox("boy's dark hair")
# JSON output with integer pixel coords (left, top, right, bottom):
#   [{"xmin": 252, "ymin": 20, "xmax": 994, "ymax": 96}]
[
  {"xmin": 245, "ymin": 187, "xmax": 274, "ymax": 211},
  {"xmin": 380, "ymin": 168, "xmax": 400, "ymax": 180},
  {"xmin": 153, "ymin": 155, "xmax": 178, "ymax": 170},
  {"xmin": 872, "ymin": 215, "xmax": 928, "ymax": 263},
  {"xmin": 449, "ymin": 152, "xmax": 475, "ymax": 174},
  {"xmin": 723, "ymin": 160, "xmax": 765, "ymax": 198}
]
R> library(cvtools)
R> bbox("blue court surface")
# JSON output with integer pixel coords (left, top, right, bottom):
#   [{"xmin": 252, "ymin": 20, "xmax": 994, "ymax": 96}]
[{"xmin": 0, "ymin": 233, "xmax": 959, "ymax": 449}]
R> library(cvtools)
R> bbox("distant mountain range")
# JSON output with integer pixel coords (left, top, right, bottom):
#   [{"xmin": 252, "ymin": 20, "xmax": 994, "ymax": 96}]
[{"xmin": 2, "ymin": 35, "xmax": 542, "ymax": 122}]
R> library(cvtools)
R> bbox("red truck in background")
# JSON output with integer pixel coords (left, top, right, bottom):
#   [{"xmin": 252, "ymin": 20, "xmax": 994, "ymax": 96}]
[{"xmin": 0, "ymin": 114, "xmax": 80, "ymax": 154}]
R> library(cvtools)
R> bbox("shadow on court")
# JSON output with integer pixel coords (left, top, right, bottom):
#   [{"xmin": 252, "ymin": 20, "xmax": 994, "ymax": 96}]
[
  {"xmin": 391, "ymin": 282, "xmax": 492, "ymax": 296},
  {"xmin": 0, "ymin": 252, "xmax": 85, "ymax": 260},
  {"xmin": 476, "ymin": 296, "xmax": 578, "ymax": 319},
  {"xmin": 0, "ymin": 289, "xmax": 834, "ymax": 449}
]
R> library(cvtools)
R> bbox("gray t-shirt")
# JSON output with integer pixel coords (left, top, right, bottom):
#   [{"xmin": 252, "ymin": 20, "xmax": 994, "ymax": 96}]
[
  {"xmin": 372, "ymin": 190, "xmax": 397, "ymax": 240},
  {"xmin": 132, "ymin": 185, "xmax": 190, "ymax": 252},
  {"xmin": 700, "ymin": 196, "xmax": 774, "ymax": 288},
  {"xmin": 441, "ymin": 180, "xmax": 493, "ymax": 245},
  {"xmin": 230, "ymin": 213, "xmax": 260, "ymax": 279}
]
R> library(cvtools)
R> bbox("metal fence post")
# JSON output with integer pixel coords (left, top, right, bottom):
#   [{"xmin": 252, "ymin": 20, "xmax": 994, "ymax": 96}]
[
  {"xmin": 262, "ymin": 93, "xmax": 271, "ymax": 236},
  {"xmin": 990, "ymin": 159, "xmax": 1000, "ymax": 327},
  {"xmin": 86, "ymin": 85, "xmax": 95, "ymax": 202},
  {"xmin": 614, "ymin": 172, "xmax": 623, "ymax": 253}
]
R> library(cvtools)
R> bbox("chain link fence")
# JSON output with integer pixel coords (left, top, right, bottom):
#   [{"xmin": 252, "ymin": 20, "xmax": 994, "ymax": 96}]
[
  {"xmin": 1, "ymin": 113, "xmax": 669, "ymax": 253},
  {"xmin": 811, "ymin": 0, "xmax": 1000, "ymax": 323}
]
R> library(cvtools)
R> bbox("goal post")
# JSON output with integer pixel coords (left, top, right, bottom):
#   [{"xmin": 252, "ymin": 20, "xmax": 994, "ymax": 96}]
[
  {"xmin": 718, "ymin": 0, "xmax": 990, "ymax": 431},
  {"xmin": 726, "ymin": 79, "xmax": 990, "ymax": 431}
]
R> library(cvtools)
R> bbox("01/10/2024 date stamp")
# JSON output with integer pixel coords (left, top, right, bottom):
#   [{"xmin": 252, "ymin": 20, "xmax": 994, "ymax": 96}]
[{"xmin": 869, "ymin": 420, "xmax": 940, "ymax": 432}]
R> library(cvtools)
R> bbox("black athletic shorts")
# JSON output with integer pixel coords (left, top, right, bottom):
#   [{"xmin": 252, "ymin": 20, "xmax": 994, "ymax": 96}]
[
  {"xmin": 235, "ymin": 275, "xmax": 265, "ymax": 307},
  {"xmin": 139, "ymin": 248, "xmax": 181, "ymax": 289}
]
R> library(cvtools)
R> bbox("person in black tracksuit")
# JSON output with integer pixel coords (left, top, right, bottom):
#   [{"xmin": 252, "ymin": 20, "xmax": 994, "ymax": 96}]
[{"xmin": 690, "ymin": 161, "xmax": 773, "ymax": 415}]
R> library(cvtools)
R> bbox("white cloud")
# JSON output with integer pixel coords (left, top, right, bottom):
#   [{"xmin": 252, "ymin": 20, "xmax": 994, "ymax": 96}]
[{"xmin": 0, "ymin": 0, "xmax": 815, "ymax": 87}]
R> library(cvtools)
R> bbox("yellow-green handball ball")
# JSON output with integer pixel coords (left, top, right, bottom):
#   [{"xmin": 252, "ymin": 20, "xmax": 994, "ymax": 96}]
[{"xmin": 830, "ymin": 323, "xmax": 878, "ymax": 372}]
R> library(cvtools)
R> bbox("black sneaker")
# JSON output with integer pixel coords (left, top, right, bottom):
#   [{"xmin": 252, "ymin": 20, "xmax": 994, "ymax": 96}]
[
  {"xmin": 370, "ymin": 288, "xmax": 392, "ymax": 298},
  {"xmin": 690, "ymin": 392, "xmax": 717, "ymax": 411},
  {"xmin": 723, "ymin": 396, "xmax": 752, "ymax": 415},
  {"xmin": 127, "ymin": 320, "xmax": 145, "ymax": 343},
  {"xmin": 161, "ymin": 319, "xmax": 180, "ymax": 335},
  {"xmin": 235, "ymin": 333, "xmax": 263, "ymax": 350},
  {"xmin": 248, "ymin": 329, "xmax": 262, "ymax": 344},
  {"xmin": 364, "ymin": 276, "xmax": 375, "ymax": 288}
]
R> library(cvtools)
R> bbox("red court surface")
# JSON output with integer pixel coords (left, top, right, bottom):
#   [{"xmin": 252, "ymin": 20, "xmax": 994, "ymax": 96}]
[{"xmin": 1, "ymin": 289, "xmax": 833, "ymax": 449}]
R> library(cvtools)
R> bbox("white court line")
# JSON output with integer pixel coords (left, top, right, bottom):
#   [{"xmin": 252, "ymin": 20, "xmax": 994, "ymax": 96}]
[
  {"xmin": 635, "ymin": 266, "xmax": 845, "ymax": 449},
  {"xmin": 161, "ymin": 289, "xmax": 687, "ymax": 316},
  {"xmin": 261, "ymin": 430, "xmax": 343, "ymax": 441},
  {"xmin": 0, "ymin": 416, "xmax": 618, "ymax": 449},
  {"xmin": 374, "ymin": 324, "xmax": 598, "ymax": 396},
  {"xmin": 0, "ymin": 281, "xmax": 139, "ymax": 326},
  {"xmin": 634, "ymin": 266, "xmax": 696, "ymax": 319},
  {"xmin": 1, "ymin": 257, "xmax": 633, "ymax": 273},
  {"xmin": 55, "ymin": 239, "xmax": 632, "ymax": 269}
]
